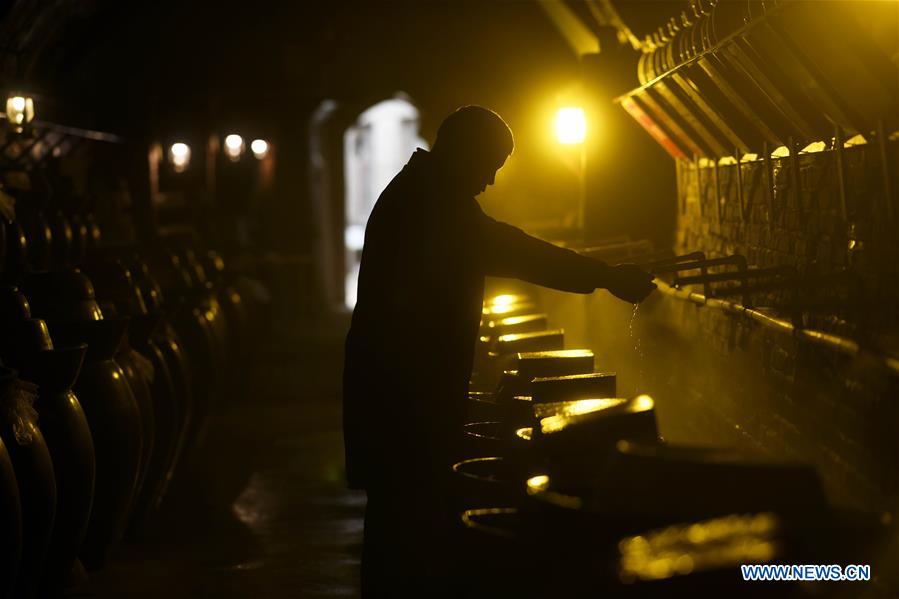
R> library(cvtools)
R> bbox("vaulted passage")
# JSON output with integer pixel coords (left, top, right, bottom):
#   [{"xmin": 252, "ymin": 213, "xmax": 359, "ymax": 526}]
[{"xmin": 0, "ymin": 2, "xmax": 897, "ymax": 598}]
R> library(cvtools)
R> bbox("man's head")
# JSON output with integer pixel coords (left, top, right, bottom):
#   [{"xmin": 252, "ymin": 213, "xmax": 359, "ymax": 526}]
[{"xmin": 431, "ymin": 106, "xmax": 514, "ymax": 196}]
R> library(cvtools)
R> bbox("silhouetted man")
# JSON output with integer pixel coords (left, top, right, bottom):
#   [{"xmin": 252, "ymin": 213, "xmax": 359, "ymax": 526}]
[{"xmin": 343, "ymin": 106, "xmax": 655, "ymax": 596}]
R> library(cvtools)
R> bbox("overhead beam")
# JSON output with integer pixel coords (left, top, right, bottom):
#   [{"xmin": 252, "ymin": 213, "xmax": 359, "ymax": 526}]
[{"xmin": 537, "ymin": 0, "xmax": 599, "ymax": 56}]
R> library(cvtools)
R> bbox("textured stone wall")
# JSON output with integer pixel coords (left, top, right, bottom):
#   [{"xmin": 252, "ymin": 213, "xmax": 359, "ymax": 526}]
[
  {"xmin": 505, "ymin": 137, "xmax": 899, "ymax": 521},
  {"xmin": 677, "ymin": 139, "xmax": 899, "ymax": 337}
]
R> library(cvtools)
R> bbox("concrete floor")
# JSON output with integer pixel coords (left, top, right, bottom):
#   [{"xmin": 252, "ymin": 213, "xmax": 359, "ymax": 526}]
[{"xmin": 72, "ymin": 338, "xmax": 363, "ymax": 598}]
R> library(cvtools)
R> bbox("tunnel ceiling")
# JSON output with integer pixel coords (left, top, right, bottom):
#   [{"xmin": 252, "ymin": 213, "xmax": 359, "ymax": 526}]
[{"xmin": 1, "ymin": 0, "xmax": 610, "ymax": 141}]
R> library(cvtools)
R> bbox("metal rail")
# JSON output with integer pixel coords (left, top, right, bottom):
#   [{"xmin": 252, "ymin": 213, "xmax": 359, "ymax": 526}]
[{"xmin": 653, "ymin": 279, "xmax": 899, "ymax": 377}]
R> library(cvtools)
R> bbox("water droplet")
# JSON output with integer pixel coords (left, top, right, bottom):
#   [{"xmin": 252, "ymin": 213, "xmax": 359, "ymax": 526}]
[{"xmin": 629, "ymin": 304, "xmax": 645, "ymax": 390}]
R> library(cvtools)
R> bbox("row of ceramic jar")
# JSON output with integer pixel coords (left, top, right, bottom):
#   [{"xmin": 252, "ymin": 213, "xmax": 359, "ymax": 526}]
[
  {"xmin": 0, "ymin": 168, "xmax": 105, "ymax": 277},
  {"xmin": 0, "ymin": 227, "xmax": 254, "ymax": 598}
]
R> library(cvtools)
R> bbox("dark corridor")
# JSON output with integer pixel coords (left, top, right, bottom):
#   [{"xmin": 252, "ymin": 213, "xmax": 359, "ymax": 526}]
[{"xmin": 1, "ymin": 1, "xmax": 899, "ymax": 598}]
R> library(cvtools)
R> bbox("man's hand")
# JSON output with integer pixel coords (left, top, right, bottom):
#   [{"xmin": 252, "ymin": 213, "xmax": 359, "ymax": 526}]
[{"xmin": 605, "ymin": 264, "xmax": 656, "ymax": 304}]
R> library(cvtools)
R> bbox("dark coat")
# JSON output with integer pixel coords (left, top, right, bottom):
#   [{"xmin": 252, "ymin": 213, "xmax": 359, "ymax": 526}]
[{"xmin": 342, "ymin": 148, "xmax": 604, "ymax": 489}]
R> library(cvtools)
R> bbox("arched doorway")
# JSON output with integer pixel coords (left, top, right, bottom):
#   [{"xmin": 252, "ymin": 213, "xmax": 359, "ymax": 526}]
[{"xmin": 342, "ymin": 97, "xmax": 428, "ymax": 307}]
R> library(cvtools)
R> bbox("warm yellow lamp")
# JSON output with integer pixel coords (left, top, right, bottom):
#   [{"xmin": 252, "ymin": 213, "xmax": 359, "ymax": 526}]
[
  {"xmin": 224, "ymin": 133, "xmax": 245, "ymax": 160},
  {"xmin": 169, "ymin": 142, "xmax": 191, "ymax": 173},
  {"xmin": 6, "ymin": 93, "xmax": 35, "ymax": 133},
  {"xmin": 554, "ymin": 106, "xmax": 586, "ymax": 145},
  {"xmin": 250, "ymin": 138, "xmax": 269, "ymax": 159}
]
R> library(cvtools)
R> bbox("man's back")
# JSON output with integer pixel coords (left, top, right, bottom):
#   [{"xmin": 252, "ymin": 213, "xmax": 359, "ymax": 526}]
[
  {"xmin": 343, "ymin": 148, "xmax": 486, "ymax": 489},
  {"xmin": 344, "ymin": 106, "xmax": 656, "ymax": 596}
]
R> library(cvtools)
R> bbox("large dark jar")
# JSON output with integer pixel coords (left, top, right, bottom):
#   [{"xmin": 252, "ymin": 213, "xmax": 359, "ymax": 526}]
[
  {"xmin": 0, "ymin": 368, "xmax": 57, "ymax": 599},
  {"xmin": 0, "ymin": 429, "xmax": 22, "ymax": 599},
  {"xmin": 49, "ymin": 319, "xmax": 142, "ymax": 570},
  {"xmin": 20, "ymin": 347, "xmax": 95, "ymax": 596},
  {"xmin": 0, "ymin": 286, "xmax": 98, "ymax": 592}
]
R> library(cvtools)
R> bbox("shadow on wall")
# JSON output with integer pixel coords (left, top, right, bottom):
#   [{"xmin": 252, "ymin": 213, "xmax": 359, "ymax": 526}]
[{"xmin": 532, "ymin": 282, "xmax": 899, "ymax": 516}]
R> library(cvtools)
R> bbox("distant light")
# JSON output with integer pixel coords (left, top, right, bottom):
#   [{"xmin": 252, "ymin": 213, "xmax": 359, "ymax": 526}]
[
  {"xmin": 6, "ymin": 94, "xmax": 34, "ymax": 133},
  {"xmin": 515, "ymin": 427, "xmax": 533, "ymax": 441},
  {"xmin": 634, "ymin": 394, "xmax": 655, "ymax": 411},
  {"xmin": 250, "ymin": 138, "xmax": 269, "ymax": 159},
  {"xmin": 169, "ymin": 142, "xmax": 191, "ymax": 173},
  {"xmin": 526, "ymin": 475, "xmax": 550, "ymax": 493},
  {"xmin": 771, "ymin": 145, "xmax": 790, "ymax": 158},
  {"xmin": 224, "ymin": 134, "xmax": 245, "ymax": 160},
  {"xmin": 490, "ymin": 294, "xmax": 517, "ymax": 307},
  {"xmin": 555, "ymin": 107, "xmax": 586, "ymax": 145}
]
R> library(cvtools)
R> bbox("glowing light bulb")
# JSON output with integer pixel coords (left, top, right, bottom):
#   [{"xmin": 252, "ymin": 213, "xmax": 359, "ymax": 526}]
[
  {"xmin": 490, "ymin": 294, "xmax": 516, "ymax": 306},
  {"xmin": 169, "ymin": 142, "xmax": 191, "ymax": 173},
  {"xmin": 555, "ymin": 107, "xmax": 586, "ymax": 145},
  {"xmin": 224, "ymin": 134, "xmax": 245, "ymax": 160},
  {"xmin": 250, "ymin": 138, "xmax": 269, "ymax": 159},
  {"xmin": 526, "ymin": 475, "xmax": 550, "ymax": 493},
  {"xmin": 633, "ymin": 394, "xmax": 655, "ymax": 411},
  {"xmin": 6, "ymin": 94, "xmax": 34, "ymax": 132}
]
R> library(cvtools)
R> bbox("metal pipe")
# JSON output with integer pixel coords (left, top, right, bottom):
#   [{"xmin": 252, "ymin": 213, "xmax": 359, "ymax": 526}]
[
  {"xmin": 694, "ymin": 154, "xmax": 705, "ymax": 217},
  {"xmin": 713, "ymin": 158, "xmax": 722, "ymax": 226},
  {"xmin": 788, "ymin": 137, "xmax": 801, "ymax": 222},
  {"xmin": 833, "ymin": 125, "xmax": 849, "ymax": 220},
  {"xmin": 640, "ymin": 251, "xmax": 706, "ymax": 270},
  {"xmin": 735, "ymin": 150, "xmax": 747, "ymax": 220},
  {"xmin": 762, "ymin": 141, "xmax": 775, "ymax": 232},
  {"xmin": 876, "ymin": 120, "xmax": 894, "ymax": 224},
  {"xmin": 654, "ymin": 280, "xmax": 899, "ymax": 377},
  {"xmin": 653, "ymin": 254, "xmax": 747, "ymax": 299},
  {"xmin": 673, "ymin": 265, "xmax": 790, "ymax": 287},
  {"xmin": 651, "ymin": 254, "xmax": 745, "ymax": 275}
]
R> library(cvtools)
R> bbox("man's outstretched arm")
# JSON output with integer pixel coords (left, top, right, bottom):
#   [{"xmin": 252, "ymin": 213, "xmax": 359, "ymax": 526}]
[{"xmin": 479, "ymin": 214, "xmax": 656, "ymax": 303}]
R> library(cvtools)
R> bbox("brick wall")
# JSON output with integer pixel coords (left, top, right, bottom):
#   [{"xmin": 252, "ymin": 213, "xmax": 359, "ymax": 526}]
[
  {"xmin": 512, "ymin": 137, "xmax": 899, "ymax": 521},
  {"xmin": 677, "ymin": 140, "xmax": 899, "ymax": 337}
]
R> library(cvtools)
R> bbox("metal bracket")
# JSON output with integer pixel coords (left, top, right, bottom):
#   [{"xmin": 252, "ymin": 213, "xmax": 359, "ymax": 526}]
[
  {"xmin": 762, "ymin": 141, "xmax": 776, "ymax": 233},
  {"xmin": 876, "ymin": 120, "xmax": 894, "ymax": 225},
  {"xmin": 713, "ymin": 158, "xmax": 722, "ymax": 227},
  {"xmin": 833, "ymin": 125, "xmax": 849, "ymax": 221}
]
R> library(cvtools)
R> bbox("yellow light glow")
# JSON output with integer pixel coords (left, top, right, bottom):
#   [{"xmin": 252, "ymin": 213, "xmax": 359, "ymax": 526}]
[
  {"xmin": 497, "ymin": 332, "xmax": 523, "ymax": 343},
  {"xmin": 800, "ymin": 141, "xmax": 827, "ymax": 154},
  {"xmin": 539, "ymin": 415, "xmax": 567, "ymax": 434},
  {"xmin": 500, "ymin": 316, "xmax": 532, "ymax": 327},
  {"xmin": 224, "ymin": 134, "xmax": 245, "ymax": 160},
  {"xmin": 534, "ymin": 397, "xmax": 624, "ymax": 420},
  {"xmin": 633, "ymin": 394, "xmax": 655, "ymax": 411},
  {"xmin": 250, "ymin": 138, "xmax": 269, "ymax": 159},
  {"xmin": 526, "ymin": 474, "xmax": 550, "ymax": 492},
  {"xmin": 169, "ymin": 142, "xmax": 191, "ymax": 173},
  {"xmin": 770, "ymin": 145, "xmax": 790, "ymax": 158},
  {"xmin": 490, "ymin": 294, "xmax": 517, "ymax": 307},
  {"xmin": 6, "ymin": 94, "xmax": 34, "ymax": 131},
  {"xmin": 619, "ymin": 513, "xmax": 779, "ymax": 582},
  {"xmin": 555, "ymin": 107, "xmax": 586, "ymax": 145}
]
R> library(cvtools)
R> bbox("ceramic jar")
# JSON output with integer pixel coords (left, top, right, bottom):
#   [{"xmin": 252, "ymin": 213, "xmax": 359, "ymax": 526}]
[
  {"xmin": 0, "ymin": 367, "xmax": 57, "ymax": 599},
  {"xmin": 22, "ymin": 271, "xmax": 143, "ymax": 570}
]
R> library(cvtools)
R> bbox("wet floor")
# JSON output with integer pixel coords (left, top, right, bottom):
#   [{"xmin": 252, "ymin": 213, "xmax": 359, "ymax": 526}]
[{"xmin": 72, "ymin": 337, "xmax": 363, "ymax": 598}]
